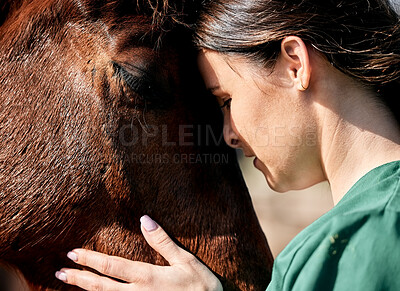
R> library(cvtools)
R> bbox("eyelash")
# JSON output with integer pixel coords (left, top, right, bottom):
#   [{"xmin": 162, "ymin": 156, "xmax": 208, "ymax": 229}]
[
  {"xmin": 220, "ymin": 98, "xmax": 232, "ymax": 110},
  {"xmin": 113, "ymin": 62, "xmax": 154, "ymax": 98},
  {"xmin": 112, "ymin": 62, "xmax": 173, "ymax": 109}
]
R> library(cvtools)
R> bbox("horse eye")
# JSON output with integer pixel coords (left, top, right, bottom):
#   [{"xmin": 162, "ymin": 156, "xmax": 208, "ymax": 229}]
[
  {"xmin": 112, "ymin": 62, "xmax": 156, "ymax": 98},
  {"xmin": 112, "ymin": 62, "xmax": 172, "ymax": 109}
]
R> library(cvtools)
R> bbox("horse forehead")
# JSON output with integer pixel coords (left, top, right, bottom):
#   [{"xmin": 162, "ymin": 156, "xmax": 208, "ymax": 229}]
[
  {"xmin": 2, "ymin": 0, "xmax": 180, "ymax": 50},
  {"xmin": 65, "ymin": 15, "xmax": 158, "ymax": 51}
]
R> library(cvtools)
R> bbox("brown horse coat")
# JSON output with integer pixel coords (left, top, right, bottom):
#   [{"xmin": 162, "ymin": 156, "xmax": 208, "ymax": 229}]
[{"xmin": 0, "ymin": 0, "xmax": 273, "ymax": 290}]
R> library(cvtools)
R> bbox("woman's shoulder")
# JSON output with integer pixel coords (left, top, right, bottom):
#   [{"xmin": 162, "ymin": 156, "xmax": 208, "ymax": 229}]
[
  {"xmin": 339, "ymin": 159, "xmax": 400, "ymax": 214},
  {"xmin": 268, "ymin": 160, "xmax": 400, "ymax": 291},
  {"xmin": 280, "ymin": 160, "xmax": 400, "ymax": 253},
  {"xmin": 268, "ymin": 208, "xmax": 400, "ymax": 291}
]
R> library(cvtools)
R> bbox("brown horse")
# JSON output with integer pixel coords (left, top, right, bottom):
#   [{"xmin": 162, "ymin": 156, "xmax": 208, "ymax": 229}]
[{"xmin": 0, "ymin": 0, "xmax": 273, "ymax": 290}]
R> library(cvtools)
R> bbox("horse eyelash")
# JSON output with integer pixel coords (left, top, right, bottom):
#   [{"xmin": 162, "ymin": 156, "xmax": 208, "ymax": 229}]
[
  {"xmin": 112, "ymin": 62, "xmax": 153, "ymax": 100},
  {"xmin": 112, "ymin": 61, "xmax": 173, "ymax": 109}
]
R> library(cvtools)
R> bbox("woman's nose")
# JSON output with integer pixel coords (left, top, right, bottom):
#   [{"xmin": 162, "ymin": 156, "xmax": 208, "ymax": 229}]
[{"xmin": 223, "ymin": 114, "xmax": 240, "ymax": 148}]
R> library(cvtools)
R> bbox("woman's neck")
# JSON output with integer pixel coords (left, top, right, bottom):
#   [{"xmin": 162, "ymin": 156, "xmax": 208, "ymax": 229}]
[{"xmin": 315, "ymin": 75, "xmax": 400, "ymax": 205}]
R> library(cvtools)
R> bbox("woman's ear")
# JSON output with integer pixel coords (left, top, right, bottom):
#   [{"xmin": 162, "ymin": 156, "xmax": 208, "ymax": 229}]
[{"xmin": 280, "ymin": 36, "xmax": 311, "ymax": 91}]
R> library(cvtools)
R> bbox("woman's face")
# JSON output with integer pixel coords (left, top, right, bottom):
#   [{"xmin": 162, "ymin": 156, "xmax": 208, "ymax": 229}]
[{"xmin": 198, "ymin": 49, "xmax": 322, "ymax": 192}]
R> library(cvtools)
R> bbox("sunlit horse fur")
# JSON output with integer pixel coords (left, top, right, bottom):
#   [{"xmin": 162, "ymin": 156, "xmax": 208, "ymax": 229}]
[{"xmin": 0, "ymin": 0, "xmax": 273, "ymax": 289}]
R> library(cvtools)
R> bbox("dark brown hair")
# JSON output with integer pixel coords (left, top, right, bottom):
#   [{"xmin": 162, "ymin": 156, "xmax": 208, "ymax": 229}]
[{"xmin": 194, "ymin": 0, "xmax": 400, "ymax": 121}]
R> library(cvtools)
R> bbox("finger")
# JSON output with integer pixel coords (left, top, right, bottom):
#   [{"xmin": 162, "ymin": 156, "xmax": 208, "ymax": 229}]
[
  {"xmin": 140, "ymin": 215, "xmax": 193, "ymax": 266},
  {"xmin": 67, "ymin": 249, "xmax": 152, "ymax": 283},
  {"xmin": 56, "ymin": 268, "xmax": 128, "ymax": 291}
]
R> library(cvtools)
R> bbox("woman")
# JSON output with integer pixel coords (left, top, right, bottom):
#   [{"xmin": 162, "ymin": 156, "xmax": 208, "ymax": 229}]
[{"xmin": 56, "ymin": 0, "xmax": 400, "ymax": 290}]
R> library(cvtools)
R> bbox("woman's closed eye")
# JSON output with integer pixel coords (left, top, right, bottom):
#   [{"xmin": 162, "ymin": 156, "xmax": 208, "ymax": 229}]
[{"xmin": 220, "ymin": 98, "xmax": 232, "ymax": 110}]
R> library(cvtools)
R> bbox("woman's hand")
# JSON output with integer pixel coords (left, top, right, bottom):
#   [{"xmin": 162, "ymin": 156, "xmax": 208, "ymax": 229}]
[{"xmin": 55, "ymin": 215, "xmax": 222, "ymax": 291}]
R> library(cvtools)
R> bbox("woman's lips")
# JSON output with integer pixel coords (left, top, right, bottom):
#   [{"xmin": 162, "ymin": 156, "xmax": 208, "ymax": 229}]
[{"xmin": 253, "ymin": 157, "xmax": 259, "ymax": 168}]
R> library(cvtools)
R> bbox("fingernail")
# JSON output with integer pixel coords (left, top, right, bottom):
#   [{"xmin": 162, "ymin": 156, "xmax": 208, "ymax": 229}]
[
  {"xmin": 67, "ymin": 251, "xmax": 78, "ymax": 262},
  {"xmin": 140, "ymin": 215, "xmax": 158, "ymax": 232},
  {"xmin": 55, "ymin": 271, "xmax": 67, "ymax": 282}
]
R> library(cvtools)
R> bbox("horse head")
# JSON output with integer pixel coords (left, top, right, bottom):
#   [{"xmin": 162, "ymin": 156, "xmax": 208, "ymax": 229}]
[{"xmin": 0, "ymin": 0, "xmax": 273, "ymax": 289}]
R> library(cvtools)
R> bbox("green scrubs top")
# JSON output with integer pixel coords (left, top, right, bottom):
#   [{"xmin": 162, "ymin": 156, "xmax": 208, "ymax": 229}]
[{"xmin": 267, "ymin": 160, "xmax": 400, "ymax": 291}]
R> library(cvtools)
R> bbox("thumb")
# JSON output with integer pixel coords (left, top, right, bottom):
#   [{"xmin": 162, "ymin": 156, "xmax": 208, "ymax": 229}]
[{"xmin": 140, "ymin": 215, "xmax": 191, "ymax": 266}]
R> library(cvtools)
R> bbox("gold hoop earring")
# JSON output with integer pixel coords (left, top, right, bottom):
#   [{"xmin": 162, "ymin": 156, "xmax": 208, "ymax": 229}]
[{"xmin": 300, "ymin": 81, "xmax": 308, "ymax": 91}]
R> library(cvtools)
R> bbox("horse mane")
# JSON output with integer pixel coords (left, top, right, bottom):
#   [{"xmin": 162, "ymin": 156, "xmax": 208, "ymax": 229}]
[
  {"xmin": 145, "ymin": 0, "xmax": 183, "ymax": 28},
  {"xmin": 138, "ymin": 0, "xmax": 200, "ymax": 48},
  {"xmin": 136, "ymin": 0, "xmax": 200, "ymax": 32}
]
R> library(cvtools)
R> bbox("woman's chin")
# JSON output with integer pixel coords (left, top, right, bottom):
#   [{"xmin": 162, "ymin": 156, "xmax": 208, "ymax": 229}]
[
  {"xmin": 253, "ymin": 157, "xmax": 291, "ymax": 193},
  {"xmin": 252, "ymin": 157, "xmax": 265, "ymax": 171},
  {"xmin": 253, "ymin": 157, "xmax": 323, "ymax": 193},
  {"xmin": 264, "ymin": 176, "xmax": 289, "ymax": 193}
]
